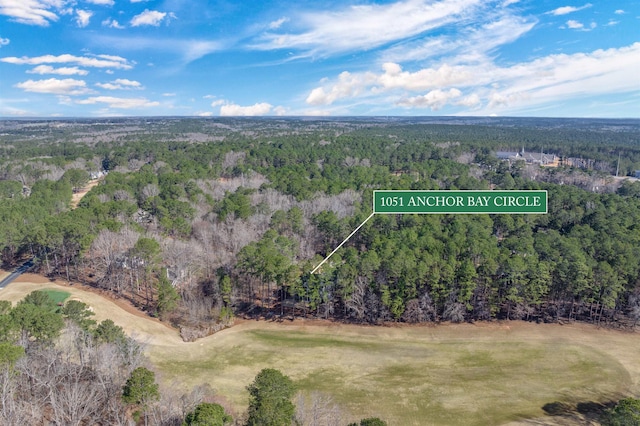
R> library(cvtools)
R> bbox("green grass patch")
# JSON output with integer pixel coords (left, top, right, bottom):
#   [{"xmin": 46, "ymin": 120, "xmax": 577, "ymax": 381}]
[
  {"xmin": 248, "ymin": 329, "xmax": 383, "ymax": 350},
  {"xmin": 40, "ymin": 289, "xmax": 70, "ymax": 305}
]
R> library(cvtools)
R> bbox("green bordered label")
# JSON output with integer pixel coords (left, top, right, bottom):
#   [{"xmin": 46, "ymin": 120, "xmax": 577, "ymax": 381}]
[{"xmin": 373, "ymin": 190, "xmax": 548, "ymax": 214}]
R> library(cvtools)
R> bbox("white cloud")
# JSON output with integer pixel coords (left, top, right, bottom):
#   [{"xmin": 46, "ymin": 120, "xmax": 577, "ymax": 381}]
[
  {"xmin": 75, "ymin": 96, "xmax": 160, "ymax": 109},
  {"xmin": 306, "ymin": 63, "xmax": 473, "ymax": 105},
  {"xmin": 0, "ymin": 106, "xmax": 30, "ymax": 116},
  {"xmin": 130, "ymin": 9, "xmax": 167, "ymax": 27},
  {"xmin": 563, "ymin": 20, "xmax": 596, "ymax": 31},
  {"xmin": 255, "ymin": 0, "xmax": 483, "ymax": 56},
  {"xmin": 486, "ymin": 91, "xmax": 528, "ymax": 109},
  {"xmin": 306, "ymin": 71, "xmax": 376, "ymax": 105},
  {"xmin": 27, "ymin": 65, "xmax": 89, "ymax": 75},
  {"xmin": 197, "ymin": 111, "xmax": 214, "ymax": 117},
  {"xmin": 614, "ymin": 9, "xmax": 625, "ymax": 15},
  {"xmin": 179, "ymin": 40, "xmax": 219, "ymax": 62},
  {"xmin": 397, "ymin": 88, "xmax": 462, "ymax": 109},
  {"xmin": 220, "ymin": 102, "xmax": 273, "ymax": 116},
  {"xmin": 91, "ymin": 35, "xmax": 222, "ymax": 64},
  {"xmin": 75, "ymin": 9, "xmax": 92, "ymax": 27},
  {"xmin": 565, "ymin": 20, "xmax": 584, "ymax": 29},
  {"xmin": 0, "ymin": 0, "xmax": 68, "ymax": 26},
  {"xmin": 547, "ymin": 3, "xmax": 592, "ymax": 16},
  {"xmin": 456, "ymin": 93, "xmax": 481, "ymax": 107},
  {"xmin": 484, "ymin": 43, "xmax": 640, "ymax": 108},
  {"xmin": 96, "ymin": 78, "xmax": 142, "ymax": 90},
  {"xmin": 268, "ymin": 17, "xmax": 288, "ymax": 30},
  {"xmin": 87, "ymin": 0, "xmax": 114, "ymax": 5},
  {"xmin": 96, "ymin": 53, "xmax": 128, "ymax": 63},
  {"xmin": 383, "ymin": 13, "xmax": 536, "ymax": 64},
  {"xmin": 102, "ymin": 18, "xmax": 124, "ymax": 28},
  {"xmin": 0, "ymin": 37, "xmax": 9, "ymax": 47},
  {"xmin": 1, "ymin": 53, "xmax": 133, "ymax": 69},
  {"xmin": 606, "ymin": 19, "xmax": 619, "ymax": 27},
  {"xmin": 59, "ymin": 6, "xmax": 73, "ymax": 16},
  {"xmin": 14, "ymin": 78, "xmax": 93, "ymax": 95},
  {"xmin": 305, "ymin": 42, "xmax": 640, "ymax": 114},
  {"xmin": 273, "ymin": 106, "xmax": 288, "ymax": 116},
  {"xmin": 130, "ymin": 0, "xmax": 151, "ymax": 2},
  {"xmin": 378, "ymin": 62, "xmax": 473, "ymax": 91},
  {"xmin": 210, "ymin": 99, "xmax": 225, "ymax": 107}
]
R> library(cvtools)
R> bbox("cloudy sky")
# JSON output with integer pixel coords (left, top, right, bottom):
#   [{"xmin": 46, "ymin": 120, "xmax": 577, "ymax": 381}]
[{"xmin": 0, "ymin": 0, "xmax": 638, "ymax": 117}]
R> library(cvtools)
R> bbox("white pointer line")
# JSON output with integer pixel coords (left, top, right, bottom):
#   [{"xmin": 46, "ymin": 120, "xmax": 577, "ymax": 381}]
[{"xmin": 311, "ymin": 212, "xmax": 375, "ymax": 274}]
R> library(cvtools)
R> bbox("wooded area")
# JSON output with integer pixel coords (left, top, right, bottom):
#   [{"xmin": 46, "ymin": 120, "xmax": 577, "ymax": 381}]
[{"xmin": 2, "ymin": 117, "xmax": 640, "ymax": 334}]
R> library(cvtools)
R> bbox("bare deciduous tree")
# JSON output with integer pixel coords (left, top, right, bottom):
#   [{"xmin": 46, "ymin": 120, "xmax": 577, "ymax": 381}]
[
  {"xmin": 443, "ymin": 300, "xmax": 466, "ymax": 323},
  {"xmin": 402, "ymin": 292, "xmax": 436, "ymax": 323},
  {"xmin": 300, "ymin": 189, "xmax": 361, "ymax": 220},
  {"xmin": 1, "ymin": 325, "xmax": 144, "ymax": 425},
  {"xmin": 88, "ymin": 227, "xmax": 139, "ymax": 293},
  {"xmin": 147, "ymin": 383, "xmax": 211, "ymax": 426},
  {"xmin": 141, "ymin": 183, "xmax": 160, "ymax": 201},
  {"xmin": 113, "ymin": 189, "xmax": 135, "ymax": 202},
  {"xmin": 251, "ymin": 188, "xmax": 295, "ymax": 212},
  {"xmin": 162, "ymin": 239, "xmax": 207, "ymax": 290},
  {"xmin": 0, "ymin": 367, "xmax": 19, "ymax": 426},
  {"xmin": 222, "ymin": 150, "xmax": 246, "ymax": 170},
  {"xmin": 345, "ymin": 277, "xmax": 367, "ymax": 321},
  {"xmin": 295, "ymin": 392, "xmax": 343, "ymax": 426}
]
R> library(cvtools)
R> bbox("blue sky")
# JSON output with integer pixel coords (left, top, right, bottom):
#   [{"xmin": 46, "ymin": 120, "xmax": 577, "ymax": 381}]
[{"xmin": 0, "ymin": 0, "xmax": 638, "ymax": 117}]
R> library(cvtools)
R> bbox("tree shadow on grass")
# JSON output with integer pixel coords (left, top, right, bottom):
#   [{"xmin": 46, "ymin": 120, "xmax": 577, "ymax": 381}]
[
  {"xmin": 541, "ymin": 400, "xmax": 617, "ymax": 424},
  {"xmin": 542, "ymin": 401, "xmax": 573, "ymax": 416}
]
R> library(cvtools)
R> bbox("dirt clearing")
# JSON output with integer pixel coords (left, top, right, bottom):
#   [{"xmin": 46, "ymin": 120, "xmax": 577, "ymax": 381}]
[{"xmin": 70, "ymin": 178, "xmax": 101, "ymax": 208}]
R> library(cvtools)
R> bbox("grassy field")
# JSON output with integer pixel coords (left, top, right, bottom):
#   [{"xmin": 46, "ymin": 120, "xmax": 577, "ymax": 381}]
[
  {"xmin": 152, "ymin": 324, "xmax": 632, "ymax": 425},
  {"xmin": 2, "ymin": 278, "xmax": 640, "ymax": 425},
  {"xmin": 40, "ymin": 288, "xmax": 70, "ymax": 305}
]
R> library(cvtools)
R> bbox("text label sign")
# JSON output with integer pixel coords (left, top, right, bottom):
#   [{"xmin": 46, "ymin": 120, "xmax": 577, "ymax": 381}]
[{"xmin": 374, "ymin": 190, "xmax": 548, "ymax": 214}]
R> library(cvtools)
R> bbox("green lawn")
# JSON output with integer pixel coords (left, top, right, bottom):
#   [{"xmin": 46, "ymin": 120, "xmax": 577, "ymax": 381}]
[{"xmin": 40, "ymin": 289, "xmax": 71, "ymax": 305}]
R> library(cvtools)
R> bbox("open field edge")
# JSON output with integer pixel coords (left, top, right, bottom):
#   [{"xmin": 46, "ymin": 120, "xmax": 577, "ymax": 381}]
[{"xmin": 2, "ymin": 275, "xmax": 640, "ymax": 425}]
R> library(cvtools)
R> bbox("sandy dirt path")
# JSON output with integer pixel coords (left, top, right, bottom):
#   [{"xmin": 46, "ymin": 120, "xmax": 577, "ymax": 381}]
[{"xmin": 70, "ymin": 178, "xmax": 101, "ymax": 208}]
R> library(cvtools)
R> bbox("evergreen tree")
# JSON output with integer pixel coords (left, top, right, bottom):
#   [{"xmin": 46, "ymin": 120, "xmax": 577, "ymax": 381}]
[
  {"xmin": 183, "ymin": 402, "xmax": 233, "ymax": 426},
  {"xmin": 157, "ymin": 269, "xmax": 179, "ymax": 319},
  {"xmin": 122, "ymin": 366, "xmax": 160, "ymax": 426},
  {"xmin": 94, "ymin": 319, "xmax": 126, "ymax": 344},
  {"xmin": 246, "ymin": 368, "xmax": 296, "ymax": 426},
  {"xmin": 605, "ymin": 398, "xmax": 640, "ymax": 426},
  {"xmin": 61, "ymin": 300, "xmax": 96, "ymax": 331}
]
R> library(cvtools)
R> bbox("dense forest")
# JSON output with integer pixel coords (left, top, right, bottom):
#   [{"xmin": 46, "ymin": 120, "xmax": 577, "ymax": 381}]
[{"xmin": 2, "ymin": 117, "xmax": 640, "ymax": 339}]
